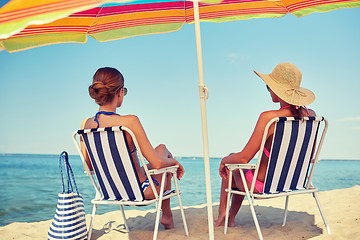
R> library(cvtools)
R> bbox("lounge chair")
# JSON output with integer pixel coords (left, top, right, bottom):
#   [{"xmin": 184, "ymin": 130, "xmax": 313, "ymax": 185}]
[
  {"xmin": 224, "ymin": 116, "xmax": 330, "ymax": 240},
  {"xmin": 73, "ymin": 126, "xmax": 189, "ymax": 240}
]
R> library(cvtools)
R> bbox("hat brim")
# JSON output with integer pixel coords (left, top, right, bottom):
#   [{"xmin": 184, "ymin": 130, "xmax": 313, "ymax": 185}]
[{"xmin": 254, "ymin": 70, "xmax": 315, "ymax": 106}]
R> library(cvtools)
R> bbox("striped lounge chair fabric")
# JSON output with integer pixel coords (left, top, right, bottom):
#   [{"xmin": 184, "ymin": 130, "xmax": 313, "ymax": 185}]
[
  {"xmin": 73, "ymin": 126, "xmax": 189, "ymax": 240},
  {"xmin": 78, "ymin": 127, "xmax": 144, "ymax": 202},
  {"xmin": 224, "ymin": 117, "xmax": 330, "ymax": 240},
  {"xmin": 264, "ymin": 117, "xmax": 321, "ymax": 193}
]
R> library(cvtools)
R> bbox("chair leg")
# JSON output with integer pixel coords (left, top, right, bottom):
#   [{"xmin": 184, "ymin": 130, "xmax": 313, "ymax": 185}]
[
  {"xmin": 224, "ymin": 170, "xmax": 233, "ymax": 234},
  {"xmin": 120, "ymin": 205, "xmax": 129, "ymax": 232},
  {"xmin": 88, "ymin": 204, "xmax": 97, "ymax": 240},
  {"xmin": 153, "ymin": 172, "xmax": 167, "ymax": 240},
  {"xmin": 282, "ymin": 196, "xmax": 289, "ymax": 227},
  {"xmin": 239, "ymin": 170, "xmax": 264, "ymax": 240},
  {"xmin": 312, "ymin": 192, "xmax": 331, "ymax": 234},
  {"xmin": 172, "ymin": 174, "xmax": 189, "ymax": 236}
]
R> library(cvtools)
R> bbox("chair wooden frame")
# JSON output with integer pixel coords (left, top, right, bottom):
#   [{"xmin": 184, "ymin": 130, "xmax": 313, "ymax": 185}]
[
  {"xmin": 73, "ymin": 126, "xmax": 189, "ymax": 240},
  {"xmin": 224, "ymin": 117, "xmax": 331, "ymax": 240}
]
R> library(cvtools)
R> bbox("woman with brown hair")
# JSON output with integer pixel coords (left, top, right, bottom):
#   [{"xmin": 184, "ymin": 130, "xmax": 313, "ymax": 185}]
[
  {"xmin": 215, "ymin": 63, "xmax": 316, "ymax": 227},
  {"xmin": 80, "ymin": 67, "xmax": 184, "ymax": 229}
]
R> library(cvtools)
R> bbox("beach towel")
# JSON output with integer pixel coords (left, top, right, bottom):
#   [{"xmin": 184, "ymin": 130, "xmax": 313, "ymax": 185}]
[{"xmin": 48, "ymin": 151, "xmax": 87, "ymax": 240}]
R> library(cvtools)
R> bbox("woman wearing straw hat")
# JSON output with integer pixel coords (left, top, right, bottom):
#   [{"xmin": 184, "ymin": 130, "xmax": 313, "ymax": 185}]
[{"xmin": 215, "ymin": 63, "xmax": 316, "ymax": 227}]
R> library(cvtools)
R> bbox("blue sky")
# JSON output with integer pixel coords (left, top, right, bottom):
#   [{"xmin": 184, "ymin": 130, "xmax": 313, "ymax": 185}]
[{"xmin": 0, "ymin": 7, "xmax": 359, "ymax": 160}]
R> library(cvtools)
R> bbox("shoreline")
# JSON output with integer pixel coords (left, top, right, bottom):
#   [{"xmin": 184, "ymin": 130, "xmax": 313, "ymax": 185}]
[
  {"xmin": 1, "ymin": 186, "xmax": 359, "ymax": 239},
  {"xmin": 1, "ymin": 153, "xmax": 360, "ymax": 161}
]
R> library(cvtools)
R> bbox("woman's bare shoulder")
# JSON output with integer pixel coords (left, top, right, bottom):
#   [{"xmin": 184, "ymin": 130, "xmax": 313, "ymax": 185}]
[
  {"xmin": 307, "ymin": 108, "xmax": 316, "ymax": 117},
  {"xmin": 251, "ymin": 110, "xmax": 279, "ymax": 133},
  {"xmin": 119, "ymin": 114, "xmax": 139, "ymax": 123},
  {"xmin": 81, "ymin": 118, "xmax": 91, "ymax": 129},
  {"xmin": 80, "ymin": 114, "xmax": 142, "ymax": 130},
  {"xmin": 259, "ymin": 110, "xmax": 280, "ymax": 122},
  {"xmin": 113, "ymin": 114, "xmax": 141, "ymax": 128}
]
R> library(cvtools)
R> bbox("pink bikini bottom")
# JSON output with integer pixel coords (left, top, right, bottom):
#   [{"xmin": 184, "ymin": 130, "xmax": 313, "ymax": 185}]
[{"xmin": 245, "ymin": 170, "xmax": 264, "ymax": 193}]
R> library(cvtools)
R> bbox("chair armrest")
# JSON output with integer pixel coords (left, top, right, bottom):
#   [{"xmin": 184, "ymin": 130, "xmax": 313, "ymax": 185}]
[
  {"xmin": 310, "ymin": 158, "xmax": 320, "ymax": 164},
  {"xmin": 84, "ymin": 170, "xmax": 95, "ymax": 176},
  {"xmin": 225, "ymin": 164, "xmax": 256, "ymax": 171},
  {"xmin": 149, "ymin": 165, "xmax": 179, "ymax": 175}
]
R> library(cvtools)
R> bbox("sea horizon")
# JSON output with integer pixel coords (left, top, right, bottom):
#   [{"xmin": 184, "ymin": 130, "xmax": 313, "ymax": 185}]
[{"xmin": 0, "ymin": 152, "xmax": 359, "ymax": 161}]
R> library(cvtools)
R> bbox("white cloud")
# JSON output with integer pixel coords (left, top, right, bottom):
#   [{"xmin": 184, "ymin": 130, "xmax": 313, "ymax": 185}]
[
  {"xmin": 336, "ymin": 116, "xmax": 360, "ymax": 122},
  {"xmin": 227, "ymin": 53, "xmax": 238, "ymax": 64},
  {"xmin": 227, "ymin": 53, "xmax": 239, "ymax": 58},
  {"xmin": 335, "ymin": 116, "xmax": 360, "ymax": 130},
  {"xmin": 226, "ymin": 53, "xmax": 250, "ymax": 64}
]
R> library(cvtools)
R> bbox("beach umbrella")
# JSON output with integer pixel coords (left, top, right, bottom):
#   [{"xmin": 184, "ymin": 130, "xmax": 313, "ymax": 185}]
[
  {"xmin": 2, "ymin": 0, "xmax": 360, "ymax": 52},
  {"xmin": 1, "ymin": 0, "xmax": 359, "ymax": 239}
]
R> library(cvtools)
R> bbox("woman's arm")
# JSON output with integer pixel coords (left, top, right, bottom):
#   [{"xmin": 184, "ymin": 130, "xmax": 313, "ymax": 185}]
[
  {"xmin": 219, "ymin": 111, "xmax": 276, "ymax": 179},
  {"xmin": 79, "ymin": 118, "xmax": 93, "ymax": 171},
  {"xmin": 125, "ymin": 115, "xmax": 180, "ymax": 170}
]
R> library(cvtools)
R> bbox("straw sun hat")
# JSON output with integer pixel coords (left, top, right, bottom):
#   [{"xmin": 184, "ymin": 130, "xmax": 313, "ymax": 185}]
[{"xmin": 254, "ymin": 63, "xmax": 315, "ymax": 106}]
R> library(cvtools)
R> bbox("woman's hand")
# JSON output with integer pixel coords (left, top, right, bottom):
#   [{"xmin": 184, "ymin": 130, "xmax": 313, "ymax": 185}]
[
  {"xmin": 219, "ymin": 156, "xmax": 230, "ymax": 180},
  {"xmin": 174, "ymin": 159, "xmax": 185, "ymax": 180},
  {"xmin": 219, "ymin": 153, "xmax": 236, "ymax": 180}
]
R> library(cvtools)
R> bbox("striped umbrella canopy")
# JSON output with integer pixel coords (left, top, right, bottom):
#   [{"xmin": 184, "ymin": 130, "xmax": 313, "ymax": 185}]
[
  {"xmin": 1, "ymin": 0, "xmax": 359, "ymax": 52},
  {"xmin": 1, "ymin": 1, "xmax": 359, "ymax": 239}
]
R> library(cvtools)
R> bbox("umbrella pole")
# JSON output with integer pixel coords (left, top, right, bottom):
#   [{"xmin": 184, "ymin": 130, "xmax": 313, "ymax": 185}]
[{"xmin": 193, "ymin": 1, "xmax": 214, "ymax": 240}]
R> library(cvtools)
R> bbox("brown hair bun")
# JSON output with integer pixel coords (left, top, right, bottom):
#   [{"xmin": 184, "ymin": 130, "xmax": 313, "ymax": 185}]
[{"xmin": 88, "ymin": 67, "xmax": 124, "ymax": 105}]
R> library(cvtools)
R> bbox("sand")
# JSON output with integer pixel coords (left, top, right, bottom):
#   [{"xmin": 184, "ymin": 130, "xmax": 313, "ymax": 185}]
[{"xmin": 1, "ymin": 186, "xmax": 359, "ymax": 240}]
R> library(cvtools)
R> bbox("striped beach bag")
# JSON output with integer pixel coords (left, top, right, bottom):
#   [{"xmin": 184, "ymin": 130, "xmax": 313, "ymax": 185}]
[{"xmin": 48, "ymin": 151, "xmax": 87, "ymax": 240}]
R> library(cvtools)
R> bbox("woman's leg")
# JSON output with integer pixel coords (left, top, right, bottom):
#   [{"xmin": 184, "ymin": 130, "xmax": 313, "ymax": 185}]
[
  {"xmin": 227, "ymin": 170, "xmax": 246, "ymax": 226},
  {"xmin": 215, "ymin": 177, "xmax": 232, "ymax": 227},
  {"xmin": 215, "ymin": 170, "xmax": 247, "ymax": 227},
  {"xmin": 144, "ymin": 144, "xmax": 174, "ymax": 229}
]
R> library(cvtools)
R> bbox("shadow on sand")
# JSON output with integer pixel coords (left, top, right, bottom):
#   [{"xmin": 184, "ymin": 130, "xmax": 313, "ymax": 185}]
[{"xmin": 88, "ymin": 203, "xmax": 323, "ymax": 240}]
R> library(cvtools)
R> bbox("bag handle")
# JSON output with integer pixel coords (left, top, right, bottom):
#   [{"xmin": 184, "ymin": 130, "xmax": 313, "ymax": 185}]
[{"xmin": 59, "ymin": 151, "xmax": 79, "ymax": 194}]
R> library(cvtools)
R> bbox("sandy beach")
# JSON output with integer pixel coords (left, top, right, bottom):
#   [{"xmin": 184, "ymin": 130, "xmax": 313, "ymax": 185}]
[{"xmin": 1, "ymin": 185, "xmax": 359, "ymax": 240}]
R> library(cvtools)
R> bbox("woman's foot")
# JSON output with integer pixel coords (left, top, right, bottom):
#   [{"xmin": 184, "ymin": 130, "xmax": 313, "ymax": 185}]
[
  {"xmin": 215, "ymin": 211, "xmax": 226, "ymax": 227},
  {"xmin": 215, "ymin": 211, "xmax": 235, "ymax": 227},
  {"xmin": 228, "ymin": 215, "xmax": 235, "ymax": 227},
  {"xmin": 160, "ymin": 213, "xmax": 174, "ymax": 229}
]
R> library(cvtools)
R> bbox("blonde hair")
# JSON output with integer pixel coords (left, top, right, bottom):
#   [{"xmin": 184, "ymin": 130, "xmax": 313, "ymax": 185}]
[{"xmin": 89, "ymin": 67, "xmax": 124, "ymax": 105}]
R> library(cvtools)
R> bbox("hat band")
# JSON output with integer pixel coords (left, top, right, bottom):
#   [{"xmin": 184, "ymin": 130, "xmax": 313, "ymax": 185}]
[{"xmin": 285, "ymin": 88, "xmax": 307, "ymax": 105}]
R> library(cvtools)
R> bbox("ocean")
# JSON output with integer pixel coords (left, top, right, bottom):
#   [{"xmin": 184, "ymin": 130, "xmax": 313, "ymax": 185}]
[{"xmin": 0, "ymin": 154, "xmax": 359, "ymax": 227}]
